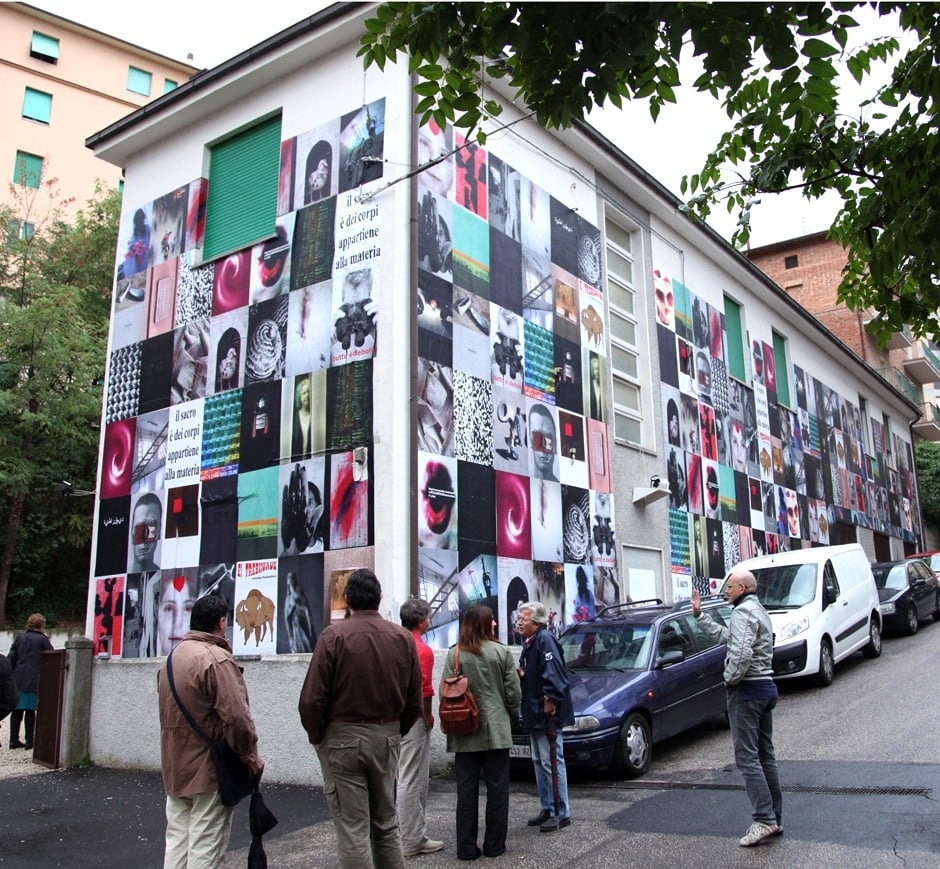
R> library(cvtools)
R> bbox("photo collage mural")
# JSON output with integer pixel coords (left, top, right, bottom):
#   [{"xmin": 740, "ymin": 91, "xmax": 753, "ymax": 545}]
[
  {"xmin": 92, "ymin": 100, "xmax": 386, "ymax": 658},
  {"xmin": 413, "ymin": 122, "xmax": 620, "ymax": 648},
  {"xmin": 655, "ymin": 269, "xmax": 921, "ymax": 597}
]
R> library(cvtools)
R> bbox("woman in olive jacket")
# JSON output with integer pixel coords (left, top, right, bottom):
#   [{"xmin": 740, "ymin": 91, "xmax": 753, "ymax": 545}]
[{"xmin": 443, "ymin": 605, "xmax": 521, "ymax": 861}]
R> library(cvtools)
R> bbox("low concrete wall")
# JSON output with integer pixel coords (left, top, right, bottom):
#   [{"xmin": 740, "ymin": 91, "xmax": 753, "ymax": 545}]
[{"xmin": 88, "ymin": 647, "xmax": 459, "ymax": 786}]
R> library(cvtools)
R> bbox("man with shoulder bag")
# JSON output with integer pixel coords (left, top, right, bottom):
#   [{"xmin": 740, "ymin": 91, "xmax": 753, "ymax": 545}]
[{"xmin": 157, "ymin": 594, "xmax": 264, "ymax": 868}]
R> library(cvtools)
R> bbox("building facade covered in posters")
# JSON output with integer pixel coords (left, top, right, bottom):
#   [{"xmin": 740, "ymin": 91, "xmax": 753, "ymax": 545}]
[{"xmin": 83, "ymin": 4, "xmax": 923, "ymax": 780}]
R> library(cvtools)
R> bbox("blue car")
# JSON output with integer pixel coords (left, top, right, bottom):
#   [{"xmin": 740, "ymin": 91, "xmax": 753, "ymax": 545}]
[{"xmin": 511, "ymin": 597, "xmax": 733, "ymax": 778}]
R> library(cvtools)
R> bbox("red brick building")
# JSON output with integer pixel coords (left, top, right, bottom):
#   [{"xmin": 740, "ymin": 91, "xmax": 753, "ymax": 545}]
[{"xmin": 748, "ymin": 232, "xmax": 940, "ymax": 442}]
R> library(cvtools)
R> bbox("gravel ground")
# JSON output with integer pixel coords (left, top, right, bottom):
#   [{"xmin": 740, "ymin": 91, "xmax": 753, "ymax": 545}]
[{"xmin": 0, "ymin": 715, "xmax": 54, "ymax": 781}]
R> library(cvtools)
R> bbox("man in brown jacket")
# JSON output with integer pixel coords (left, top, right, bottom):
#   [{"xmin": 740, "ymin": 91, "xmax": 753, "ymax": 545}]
[
  {"xmin": 299, "ymin": 568, "xmax": 422, "ymax": 868},
  {"xmin": 157, "ymin": 594, "xmax": 264, "ymax": 867}
]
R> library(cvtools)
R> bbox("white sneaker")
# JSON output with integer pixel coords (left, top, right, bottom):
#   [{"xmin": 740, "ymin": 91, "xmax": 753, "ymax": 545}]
[{"xmin": 738, "ymin": 821, "xmax": 775, "ymax": 847}]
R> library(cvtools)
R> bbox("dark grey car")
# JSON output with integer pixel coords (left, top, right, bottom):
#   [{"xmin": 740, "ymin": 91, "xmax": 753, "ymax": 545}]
[{"xmin": 872, "ymin": 559, "xmax": 940, "ymax": 636}]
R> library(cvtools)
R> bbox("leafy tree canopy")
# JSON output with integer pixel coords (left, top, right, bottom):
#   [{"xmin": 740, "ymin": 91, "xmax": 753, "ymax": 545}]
[
  {"xmin": 916, "ymin": 441, "xmax": 940, "ymax": 532},
  {"xmin": 0, "ymin": 180, "xmax": 118, "ymax": 626},
  {"xmin": 361, "ymin": 2, "xmax": 940, "ymax": 345}
]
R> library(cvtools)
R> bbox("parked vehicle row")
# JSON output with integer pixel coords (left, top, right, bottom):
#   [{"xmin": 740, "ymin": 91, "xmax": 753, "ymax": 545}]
[{"xmin": 511, "ymin": 544, "xmax": 936, "ymax": 781}]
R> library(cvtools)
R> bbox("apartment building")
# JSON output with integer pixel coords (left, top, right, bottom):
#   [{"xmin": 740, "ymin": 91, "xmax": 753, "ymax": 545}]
[{"xmin": 1, "ymin": 2, "xmax": 197, "ymax": 230}]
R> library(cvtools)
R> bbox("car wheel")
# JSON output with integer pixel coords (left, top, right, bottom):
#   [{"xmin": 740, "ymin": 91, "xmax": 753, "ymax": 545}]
[
  {"xmin": 814, "ymin": 639, "xmax": 834, "ymax": 687},
  {"xmin": 613, "ymin": 712, "xmax": 652, "ymax": 779},
  {"xmin": 905, "ymin": 604, "xmax": 919, "ymax": 636},
  {"xmin": 862, "ymin": 617, "xmax": 883, "ymax": 658}
]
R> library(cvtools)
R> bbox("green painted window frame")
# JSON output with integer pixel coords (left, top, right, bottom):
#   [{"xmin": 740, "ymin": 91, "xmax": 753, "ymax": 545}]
[
  {"xmin": 772, "ymin": 330, "xmax": 791, "ymax": 407},
  {"xmin": 723, "ymin": 294, "xmax": 747, "ymax": 381},
  {"xmin": 202, "ymin": 114, "xmax": 281, "ymax": 261},
  {"xmin": 22, "ymin": 87, "xmax": 52, "ymax": 123},
  {"xmin": 13, "ymin": 151, "xmax": 43, "ymax": 188},
  {"xmin": 30, "ymin": 31, "xmax": 59, "ymax": 63},
  {"xmin": 127, "ymin": 66, "xmax": 152, "ymax": 96},
  {"xmin": 163, "ymin": 79, "xmax": 178, "ymax": 94}
]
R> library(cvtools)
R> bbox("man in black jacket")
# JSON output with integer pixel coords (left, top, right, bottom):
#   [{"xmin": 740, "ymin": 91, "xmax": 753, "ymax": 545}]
[{"xmin": 516, "ymin": 601, "xmax": 574, "ymax": 832}]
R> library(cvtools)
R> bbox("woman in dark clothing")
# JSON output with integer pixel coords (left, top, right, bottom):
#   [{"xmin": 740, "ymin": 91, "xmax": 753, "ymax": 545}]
[{"xmin": 8, "ymin": 613, "xmax": 53, "ymax": 749}]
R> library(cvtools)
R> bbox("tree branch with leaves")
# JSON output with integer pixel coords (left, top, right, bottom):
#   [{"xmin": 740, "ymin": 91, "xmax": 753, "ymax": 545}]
[{"xmin": 361, "ymin": 2, "xmax": 940, "ymax": 345}]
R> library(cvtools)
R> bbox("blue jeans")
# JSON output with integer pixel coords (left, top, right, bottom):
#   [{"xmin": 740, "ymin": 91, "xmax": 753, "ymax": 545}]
[
  {"xmin": 530, "ymin": 729, "xmax": 569, "ymax": 820},
  {"xmin": 726, "ymin": 687, "xmax": 782, "ymax": 826}
]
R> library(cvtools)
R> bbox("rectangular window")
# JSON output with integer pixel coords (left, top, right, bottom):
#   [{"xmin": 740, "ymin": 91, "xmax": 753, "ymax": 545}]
[
  {"xmin": 858, "ymin": 395, "xmax": 870, "ymax": 453},
  {"xmin": 723, "ymin": 294, "xmax": 747, "ymax": 381},
  {"xmin": 12, "ymin": 151, "xmax": 43, "ymax": 188},
  {"xmin": 604, "ymin": 211, "xmax": 648, "ymax": 446},
  {"xmin": 772, "ymin": 330, "xmax": 791, "ymax": 407},
  {"xmin": 30, "ymin": 31, "xmax": 59, "ymax": 63},
  {"xmin": 163, "ymin": 79, "xmax": 178, "ymax": 94},
  {"xmin": 6, "ymin": 220, "xmax": 35, "ymax": 244},
  {"xmin": 883, "ymin": 413, "xmax": 893, "ymax": 467},
  {"xmin": 202, "ymin": 114, "xmax": 281, "ymax": 260},
  {"xmin": 22, "ymin": 87, "xmax": 52, "ymax": 124},
  {"xmin": 127, "ymin": 66, "xmax": 152, "ymax": 96},
  {"xmin": 784, "ymin": 254, "xmax": 799, "ymax": 269}
]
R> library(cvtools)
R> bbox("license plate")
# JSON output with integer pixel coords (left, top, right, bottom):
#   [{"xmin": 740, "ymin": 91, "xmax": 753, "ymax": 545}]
[{"xmin": 509, "ymin": 744, "xmax": 531, "ymax": 759}]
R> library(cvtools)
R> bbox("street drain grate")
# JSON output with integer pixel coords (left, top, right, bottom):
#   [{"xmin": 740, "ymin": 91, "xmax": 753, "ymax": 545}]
[{"xmin": 605, "ymin": 781, "xmax": 930, "ymax": 797}]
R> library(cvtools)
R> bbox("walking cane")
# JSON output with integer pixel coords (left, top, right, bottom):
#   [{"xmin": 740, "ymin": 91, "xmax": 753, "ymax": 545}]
[{"xmin": 548, "ymin": 713, "xmax": 561, "ymax": 830}]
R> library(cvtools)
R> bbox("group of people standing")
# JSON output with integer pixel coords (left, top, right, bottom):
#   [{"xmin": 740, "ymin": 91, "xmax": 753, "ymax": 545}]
[
  {"xmin": 152, "ymin": 563, "xmax": 782, "ymax": 866},
  {"xmin": 296, "ymin": 571, "xmax": 574, "ymax": 866}
]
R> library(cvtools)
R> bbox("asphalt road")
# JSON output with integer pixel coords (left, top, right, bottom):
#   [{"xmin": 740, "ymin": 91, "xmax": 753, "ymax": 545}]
[{"xmin": 2, "ymin": 615, "xmax": 940, "ymax": 867}]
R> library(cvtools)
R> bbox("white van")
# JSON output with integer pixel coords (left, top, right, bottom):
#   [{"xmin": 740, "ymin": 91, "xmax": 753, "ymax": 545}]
[{"xmin": 723, "ymin": 544, "xmax": 882, "ymax": 686}]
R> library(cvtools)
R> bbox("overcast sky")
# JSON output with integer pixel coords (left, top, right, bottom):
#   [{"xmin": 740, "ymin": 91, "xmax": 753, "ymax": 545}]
[{"xmin": 38, "ymin": 0, "xmax": 894, "ymax": 248}]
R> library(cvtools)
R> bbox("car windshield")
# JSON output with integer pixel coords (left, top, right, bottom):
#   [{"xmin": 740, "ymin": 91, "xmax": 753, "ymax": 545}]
[
  {"xmin": 872, "ymin": 564, "xmax": 907, "ymax": 591},
  {"xmin": 750, "ymin": 563, "xmax": 818, "ymax": 607},
  {"xmin": 558, "ymin": 623, "xmax": 653, "ymax": 670}
]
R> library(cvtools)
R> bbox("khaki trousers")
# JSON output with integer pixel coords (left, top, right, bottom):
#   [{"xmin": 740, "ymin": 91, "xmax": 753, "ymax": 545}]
[
  {"xmin": 164, "ymin": 790, "xmax": 234, "ymax": 869},
  {"xmin": 317, "ymin": 721, "xmax": 405, "ymax": 869}
]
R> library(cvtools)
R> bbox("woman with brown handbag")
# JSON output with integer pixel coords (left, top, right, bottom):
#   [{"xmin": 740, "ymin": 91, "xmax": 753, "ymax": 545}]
[{"xmin": 442, "ymin": 605, "xmax": 521, "ymax": 861}]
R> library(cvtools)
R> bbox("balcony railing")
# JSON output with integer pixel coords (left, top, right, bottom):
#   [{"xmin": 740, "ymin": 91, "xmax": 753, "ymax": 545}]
[
  {"xmin": 878, "ymin": 366, "xmax": 921, "ymax": 403},
  {"xmin": 913, "ymin": 402, "xmax": 940, "ymax": 441},
  {"xmin": 903, "ymin": 343, "xmax": 940, "ymax": 384}
]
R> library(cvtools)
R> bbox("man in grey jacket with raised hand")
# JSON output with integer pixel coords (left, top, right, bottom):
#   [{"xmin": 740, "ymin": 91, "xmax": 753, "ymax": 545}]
[{"xmin": 692, "ymin": 569, "xmax": 782, "ymax": 848}]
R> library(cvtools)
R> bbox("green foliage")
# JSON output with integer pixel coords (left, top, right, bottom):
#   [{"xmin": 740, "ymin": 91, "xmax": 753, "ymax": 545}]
[
  {"xmin": 0, "ymin": 182, "xmax": 119, "ymax": 626},
  {"xmin": 915, "ymin": 441, "xmax": 940, "ymax": 530},
  {"xmin": 362, "ymin": 2, "xmax": 940, "ymax": 345}
]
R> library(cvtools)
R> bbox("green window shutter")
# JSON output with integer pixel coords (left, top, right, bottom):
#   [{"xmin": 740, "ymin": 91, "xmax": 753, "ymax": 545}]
[
  {"xmin": 202, "ymin": 115, "xmax": 281, "ymax": 260},
  {"xmin": 163, "ymin": 79, "xmax": 178, "ymax": 94},
  {"xmin": 772, "ymin": 331, "xmax": 791, "ymax": 407},
  {"xmin": 724, "ymin": 295, "xmax": 746, "ymax": 381},
  {"xmin": 30, "ymin": 31, "xmax": 59, "ymax": 63},
  {"xmin": 127, "ymin": 66, "xmax": 152, "ymax": 96},
  {"xmin": 22, "ymin": 87, "xmax": 52, "ymax": 123},
  {"xmin": 13, "ymin": 151, "xmax": 43, "ymax": 188}
]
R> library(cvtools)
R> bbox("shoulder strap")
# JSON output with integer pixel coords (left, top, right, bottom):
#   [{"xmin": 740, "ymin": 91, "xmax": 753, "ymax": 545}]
[
  {"xmin": 453, "ymin": 645, "xmax": 461, "ymax": 675},
  {"xmin": 166, "ymin": 649, "xmax": 212, "ymax": 745}
]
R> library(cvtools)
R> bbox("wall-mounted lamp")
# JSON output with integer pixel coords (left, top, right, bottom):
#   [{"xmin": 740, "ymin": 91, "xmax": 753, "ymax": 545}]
[{"xmin": 60, "ymin": 480, "xmax": 95, "ymax": 497}]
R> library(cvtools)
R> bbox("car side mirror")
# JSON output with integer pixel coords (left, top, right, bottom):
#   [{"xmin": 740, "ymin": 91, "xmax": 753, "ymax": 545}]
[
  {"xmin": 822, "ymin": 585, "xmax": 837, "ymax": 607},
  {"xmin": 657, "ymin": 648, "xmax": 685, "ymax": 668}
]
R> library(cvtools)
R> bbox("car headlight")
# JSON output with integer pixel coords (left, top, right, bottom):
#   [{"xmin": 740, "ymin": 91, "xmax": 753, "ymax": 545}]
[
  {"xmin": 777, "ymin": 616, "xmax": 810, "ymax": 641},
  {"xmin": 879, "ymin": 602, "xmax": 896, "ymax": 615},
  {"xmin": 566, "ymin": 716, "xmax": 600, "ymax": 732}
]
